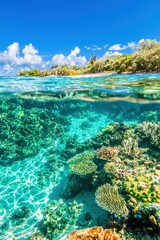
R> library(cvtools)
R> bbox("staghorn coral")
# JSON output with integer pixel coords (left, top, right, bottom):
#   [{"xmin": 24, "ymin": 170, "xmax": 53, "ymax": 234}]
[
  {"xmin": 123, "ymin": 173, "xmax": 160, "ymax": 203},
  {"xmin": 67, "ymin": 226, "xmax": 120, "ymax": 240},
  {"xmin": 95, "ymin": 183, "xmax": 128, "ymax": 217},
  {"xmin": 118, "ymin": 137, "xmax": 147, "ymax": 160},
  {"xmin": 69, "ymin": 151, "xmax": 97, "ymax": 176},
  {"xmin": 97, "ymin": 147, "xmax": 119, "ymax": 162},
  {"xmin": 135, "ymin": 122, "xmax": 160, "ymax": 148}
]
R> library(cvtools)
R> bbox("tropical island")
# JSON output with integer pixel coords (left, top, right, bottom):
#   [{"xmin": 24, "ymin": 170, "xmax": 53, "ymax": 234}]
[{"xmin": 18, "ymin": 39, "xmax": 160, "ymax": 77}]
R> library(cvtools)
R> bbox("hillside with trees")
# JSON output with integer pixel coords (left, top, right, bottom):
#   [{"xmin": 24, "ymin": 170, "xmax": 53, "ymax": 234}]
[{"xmin": 18, "ymin": 39, "xmax": 160, "ymax": 76}]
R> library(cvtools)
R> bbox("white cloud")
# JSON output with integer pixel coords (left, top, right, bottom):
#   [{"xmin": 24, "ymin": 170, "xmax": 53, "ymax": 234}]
[
  {"xmin": 0, "ymin": 42, "xmax": 19, "ymax": 64},
  {"xmin": 139, "ymin": 39, "xmax": 145, "ymax": 44},
  {"xmin": 0, "ymin": 42, "xmax": 43, "ymax": 66},
  {"xmin": 102, "ymin": 51, "xmax": 122, "ymax": 59},
  {"xmin": 109, "ymin": 44, "xmax": 127, "ymax": 51},
  {"xmin": 84, "ymin": 44, "xmax": 102, "ymax": 51},
  {"xmin": 127, "ymin": 41, "xmax": 136, "ymax": 50},
  {"xmin": 0, "ymin": 42, "xmax": 44, "ymax": 75},
  {"xmin": 51, "ymin": 47, "xmax": 87, "ymax": 66},
  {"xmin": 20, "ymin": 43, "xmax": 43, "ymax": 65},
  {"xmin": 104, "ymin": 44, "xmax": 108, "ymax": 49},
  {"xmin": 84, "ymin": 46, "xmax": 91, "ymax": 50}
]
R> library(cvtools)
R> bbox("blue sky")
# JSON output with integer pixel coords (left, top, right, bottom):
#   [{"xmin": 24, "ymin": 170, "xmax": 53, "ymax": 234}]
[{"xmin": 0, "ymin": 0, "xmax": 160, "ymax": 74}]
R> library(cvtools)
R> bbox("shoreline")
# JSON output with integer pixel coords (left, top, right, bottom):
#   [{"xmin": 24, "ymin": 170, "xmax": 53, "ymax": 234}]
[{"xmin": 47, "ymin": 72, "xmax": 116, "ymax": 78}]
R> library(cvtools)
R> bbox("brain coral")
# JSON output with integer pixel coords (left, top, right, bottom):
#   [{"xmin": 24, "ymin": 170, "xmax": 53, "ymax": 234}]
[
  {"xmin": 95, "ymin": 183, "xmax": 128, "ymax": 217},
  {"xmin": 69, "ymin": 151, "xmax": 97, "ymax": 176}
]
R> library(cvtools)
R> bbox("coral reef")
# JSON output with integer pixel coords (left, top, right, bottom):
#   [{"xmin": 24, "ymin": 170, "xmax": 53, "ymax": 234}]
[
  {"xmin": 31, "ymin": 200, "xmax": 82, "ymax": 239},
  {"xmin": 118, "ymin": 137, "xmax": 147, "ymax": 160},
  {"xmin": 97, "ymin": 147, "xmax": 119, "ymax": 162},
  {"xmin": 69, "ymin": 151, "xmax": 97, "ymax": 176},
  {"xmin": 133, "ymin": 203, "xmax": 160, "ymax": 231},
  {"xmin": 95, "ymin": 184, "xmax": 128, "ymax": 217},
  {"xmin": 0, "ymin": 98, "xmax": 65, "ymax": 165},
  {"xmin": 68, "ymin": 226, "xmax": 120, "ymax": 240},
  {"xmin": 135, "ymin": 122, "xmax": 160, "ymax": 148},
  {"xmin": 123, "ymin": 173, "xmax": 160, "ymax": 203},
  {"xmin": 103, "ymin": 162, "xmax": 118, "ymax": 177}
]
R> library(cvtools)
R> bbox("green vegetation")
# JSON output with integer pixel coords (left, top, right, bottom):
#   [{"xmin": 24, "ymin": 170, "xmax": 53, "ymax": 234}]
[{"xmin": 18, "ymin": 39, "xmax": 160, "ymax": 76}]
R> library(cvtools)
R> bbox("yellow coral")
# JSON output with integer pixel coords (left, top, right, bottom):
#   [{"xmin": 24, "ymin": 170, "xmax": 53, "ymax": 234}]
[
  {"xmin": 95, "ymin": 184, "xmax": 128, "ymax": 217},
  {"xmin": 69, "ymin": 151, "xmax": 97, "ymax": 176},
  {"xmin": 124, "ymin": 173, "xmax": 160, "ymax": 203}
]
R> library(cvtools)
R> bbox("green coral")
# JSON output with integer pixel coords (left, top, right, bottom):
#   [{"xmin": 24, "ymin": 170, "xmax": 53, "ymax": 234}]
[
  {"xmin": 0, "ymin": 98, "xmax": 64, "ymax": 165},
  {"xmin": 124, "ymin": 173, "xmax": 160, "ymax": 203},
  {"xmin": 30, "ymin": 200, "xmax": 82, "ymax": 239},
  {"xmin": 95, "ymin": 183, "xmax": 128, "ymax": 217},
  {"xmin": 69, "ymin": 151, "xmax": 97, "ymax": 176},
  {"xmin": 103, "ymin": 162, "xmax": 118, "ymax": 177}
]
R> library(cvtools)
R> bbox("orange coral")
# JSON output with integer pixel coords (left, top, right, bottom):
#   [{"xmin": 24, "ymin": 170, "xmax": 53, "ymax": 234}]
[
  {"xmin": 67, "ymin": 226, "xmax": 120, "ymax": 240},
  {"xmin": 97, "ymin": 147, "xmax": 118, "ymax": 161},
  {"xmin": 100, "ymin": 229, "xmax": 120, "ymax": 240}
]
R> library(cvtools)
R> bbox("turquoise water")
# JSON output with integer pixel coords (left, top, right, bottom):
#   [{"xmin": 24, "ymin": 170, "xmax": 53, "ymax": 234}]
[{"xmin": 0, "ymin": 74, "xmax": 160, "ymax": 239}]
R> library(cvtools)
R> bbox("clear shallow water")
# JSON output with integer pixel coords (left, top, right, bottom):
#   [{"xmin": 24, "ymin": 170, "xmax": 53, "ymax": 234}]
[{"xmin": 0, "ymin": 74, "xmax": 160, "ymax": 240}]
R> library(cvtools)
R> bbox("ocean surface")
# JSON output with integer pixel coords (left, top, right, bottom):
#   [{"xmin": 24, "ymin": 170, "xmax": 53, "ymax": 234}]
[{"xmin": 0, "ymin": 73, "xmax": 159, "ymax": 240}]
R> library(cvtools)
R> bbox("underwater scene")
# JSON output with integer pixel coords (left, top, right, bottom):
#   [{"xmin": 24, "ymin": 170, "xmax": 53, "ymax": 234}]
[{"xmin": 0, "ymin": 73, "xmax": 160, "ymax": 240}]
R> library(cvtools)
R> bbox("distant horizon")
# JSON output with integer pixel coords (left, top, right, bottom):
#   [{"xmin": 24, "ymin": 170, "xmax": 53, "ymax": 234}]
[{"xmin": 0, "ymin": 0, "xmax": 160, "ymax": 75}]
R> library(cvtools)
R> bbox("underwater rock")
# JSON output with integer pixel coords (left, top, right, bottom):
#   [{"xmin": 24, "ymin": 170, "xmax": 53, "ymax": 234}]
[
  {"xmin": 95, "ymin": 183, "xmax": 128, "ymax": 218},
  {"xmin": 77, "ymin": 212, "xmax": 92, "ymax": 227},
  {"xmin": 134, "ymin": 203, "xmax": 160, "ymax": 231},
  {"xmin": 63, "ymin": 174, "xmax": 93, "ymax": 198},
  {"xmin": 67, "ymin": 226, "xmax": 120, "ymax": 240},
  {"xmin": 10, "ymin": 206, "xmax": 30, "ymax": 225}
]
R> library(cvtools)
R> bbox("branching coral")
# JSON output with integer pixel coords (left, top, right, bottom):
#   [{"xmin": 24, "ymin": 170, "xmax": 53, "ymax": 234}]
[
  {"xmin": 123, "ymin": 173, "xmax": 160, "ymax": 203},
  {"xmin": 135, "ymin": 122, "xmax": 160, "ymax": 148},
  {"xmin": 68, "ymin": 226, "xmax": 120, "ymax": 240},
  {"xmin": 118, "ymin": 137, "xmax": 147, "ymax": 160},
  {"xmin": 69, "ymin": 151, "xmax": 97, "ymax": 176},
  {"xmin": 95, "ymin": 183, "xmax": 128, "ymax": 217},
  {"xmin": 97, "ymin": 147, "xmax": 119, "ymax": 162}
]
